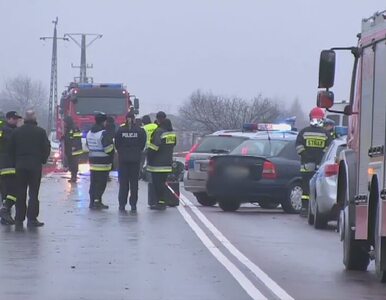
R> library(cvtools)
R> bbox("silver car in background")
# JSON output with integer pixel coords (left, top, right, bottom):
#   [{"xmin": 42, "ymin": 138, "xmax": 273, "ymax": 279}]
[
  {"xmin": 308, "ymin": 136, "xmax": 347, "ymax": 229},
  {"xmin": 183, "ymin": 131, "xmax": 252, "ymax": 206}
]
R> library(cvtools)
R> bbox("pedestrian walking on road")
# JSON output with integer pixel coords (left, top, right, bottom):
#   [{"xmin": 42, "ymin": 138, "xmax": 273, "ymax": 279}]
[
  {"xmin": 86, "ymin": 112, "xmax": 114, "ymax": 209},
  {"xmin": 295, "ymin": 107, "xmax": 332, "ymax": 217},
  {"xmin": 9, "ymin": 110, "xmax": 51, "ymax": 227},
  {"xmin": 147, "ymin": 112, "xmax": 177, "ymax": 210},
  {"xmin": 115, "ymin": 112, "xmax": 146, "ymax": 212},
  {"xmin": 0, "ymin": 111, "xmax": 22, "ymax": 225},
  {"xmin": 63, "ymin": 116, "xmax": 83, "ymax": 183}
]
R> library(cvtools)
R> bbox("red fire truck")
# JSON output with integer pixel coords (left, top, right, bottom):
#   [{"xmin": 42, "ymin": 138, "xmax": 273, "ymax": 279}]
[
  {"xmin": 317, "ymin": 10, "xmax": 386, "ymax": 281},
  {"xmin": 57, "ymin": 82, "xmax": 138, "ymax": 162}
]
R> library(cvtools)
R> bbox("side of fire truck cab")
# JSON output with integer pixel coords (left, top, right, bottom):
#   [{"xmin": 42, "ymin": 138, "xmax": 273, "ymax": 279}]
[{"xmin": 317, "ymin": 10, "xmax": 386, "ymax": 282}]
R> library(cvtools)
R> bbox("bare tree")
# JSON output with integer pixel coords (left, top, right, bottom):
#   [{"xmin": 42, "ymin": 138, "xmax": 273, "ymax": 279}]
[
  {"xmin": 1, "ymin": 75, "xmax": 48, "ymax": 129},
  {"xmin": 179, "ymin": 90, "xmax": 285, "ymax": 133}
]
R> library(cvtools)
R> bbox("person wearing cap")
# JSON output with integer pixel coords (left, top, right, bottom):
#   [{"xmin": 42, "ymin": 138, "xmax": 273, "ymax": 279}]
[
  {"xmin": 147, "ymin": 113, "xmax": 177, "ymax": 210},
  {"xmin": 63, "ymin": 116, "xmax": 83, "ymax": 183},
  {"xmin": 86, "ymin": 112, "xmax": 114, "ymax": 209},
  {"xmin": 0, "ymin": 111, "xmax": 22, "ymax": 225},
  {"xmin": 9, "ymin": 110, "xmax": 51, "ymax": 227},
  {"xmin": 115, "ymin": 112, "xmax": 146, "ymax": 212}
]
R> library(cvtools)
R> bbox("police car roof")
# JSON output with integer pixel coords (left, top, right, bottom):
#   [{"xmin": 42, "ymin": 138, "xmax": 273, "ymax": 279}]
[{"xmin": 210, "ymin": 129, "xmax": 297, "ymax": 140}]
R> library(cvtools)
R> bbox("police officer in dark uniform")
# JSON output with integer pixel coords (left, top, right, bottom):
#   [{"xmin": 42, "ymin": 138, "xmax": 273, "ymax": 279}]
[
  {"xmin": 63, "ymin": 116, "xmax": 83, "ymax": 183},
  {"xmin": 115, "ymin": 112, "xmax": 146, "ymax": 212},
  {"xmin": 147, "ymin": 112, "xmax": 177, "ymax": 210},
  {"xmin": 86, "ymin": 112, "xmax": 114, "ymax": 209},
  {"xmin": 9, "ymin": 110, "xmax": 51, "ymax": 227},
  {"xmin": 295, "ymin": 107, "xmax": 332, "ymax": 217},
  {"xmin": 0, "ymin": 111, "xmax": 22, "ymax": 225}
]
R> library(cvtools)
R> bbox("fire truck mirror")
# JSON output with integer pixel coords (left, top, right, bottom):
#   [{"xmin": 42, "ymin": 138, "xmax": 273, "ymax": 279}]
[
  {"xmin": 318, "ymin": 50, "xmax": 336, "ymax": 89},
  {"xmin": 134, "ymin": 97, "xmax": 140, "ymax": 110},
  {"xmin": 317, "ymin": 90, "xmax": 334, "ymax": 109}
]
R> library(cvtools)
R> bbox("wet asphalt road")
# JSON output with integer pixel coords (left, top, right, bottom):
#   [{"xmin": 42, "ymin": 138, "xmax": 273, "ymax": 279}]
[{"xmin": 0, "ymin": 171, "xmax": 386, "ymax": 300}]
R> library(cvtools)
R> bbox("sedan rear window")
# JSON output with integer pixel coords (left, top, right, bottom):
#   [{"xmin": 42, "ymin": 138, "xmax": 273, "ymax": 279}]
[
  {"xmin": 195, "ymin": 136, "xmax": 247, "ymax": 153},
  {"xmin": 231, "ymin": 139, "xmax": 291, "ymax": 157}
]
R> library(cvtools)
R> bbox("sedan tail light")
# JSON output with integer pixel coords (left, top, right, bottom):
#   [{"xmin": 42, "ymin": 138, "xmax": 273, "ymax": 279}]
[
  {"xmin": 208, "ymin": 159, "xmax": 216, "ymax": 176},
  {"xmin": 262, "ymin": 160, "xmax": 277, "ymax": 179},
  {"xmin": 185, "ymin": 143, "xmax": 199, "ymax": 170},
  {"xmin": 324, "ymin": 163, "xmax": 339, "ymax": 177}
]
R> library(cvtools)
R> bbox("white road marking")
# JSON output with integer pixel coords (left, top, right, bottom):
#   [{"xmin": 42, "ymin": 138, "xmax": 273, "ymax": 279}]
[
  {"xmin": 177, "ymin": 202, "xmax": 268, "ymax": 300},
  {"xmin": 177, "ymin": 190, "xmax": 294, "ymax": 300}
]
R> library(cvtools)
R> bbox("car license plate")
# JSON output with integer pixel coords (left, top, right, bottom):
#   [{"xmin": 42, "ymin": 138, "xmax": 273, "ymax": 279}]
[
  {"xmin": 200, "ymin": 163, "xmax": 208, "ymax": 172},
  {"xmin": 225, "ymin": 166, "xmax": 249, "ymax": 178}
]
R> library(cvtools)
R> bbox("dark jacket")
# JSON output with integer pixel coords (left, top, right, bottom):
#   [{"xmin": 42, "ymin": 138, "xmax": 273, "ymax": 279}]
[
  {"xmin": 64, "ymin": 128, "xmax": 83, "ymax": 157},
  {"xmin": 295, "ymin": 125, "xmax": 332, "ymax": 168},
  {"xmin": 9, "ymin": 120, "xmax": 51, "ymax": 170},
  {"xmin": 0, "ymin": 122, "xmax": 17, "ymax": 174},
  {"xmin": 115, "ymin": 122, "xmax": 146, "ymax": 163},
  {"xmin": 86, "ymin": 124, "xmax": 114, "ymax": 171},
  {"xmin": 147, "ymin": 127, "xmax": 177, "ymax": 172}
]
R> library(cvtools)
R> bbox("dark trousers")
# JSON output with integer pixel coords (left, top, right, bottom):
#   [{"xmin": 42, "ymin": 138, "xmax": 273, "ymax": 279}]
[
  {"xmin": 1, "ymin": 174, "xmax": 17, "ymax": 208},
  {"xmin": 301, "ymin": 171, "xmax": 315, "ymax": 204},
  {"xmin": 89, "ymin": 170, "xmax": 109, "ymax": 203},
  {"xmin": 15, "ymin": 168, "xmax": 42, "ymax": 222},
  {"xmin": 151, "ymin": 172, "xmax": 168, "ymax": 204},
  {"xmin": 118, "ymin": 161, "xmax": 140, "ymax": 208},
  {"xmin": 67, "ymin": 155, "xmax": 79, "ymax": 179}
]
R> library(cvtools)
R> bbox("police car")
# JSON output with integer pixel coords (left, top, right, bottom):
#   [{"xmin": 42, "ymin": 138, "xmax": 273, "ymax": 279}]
[{"xmin": 206, "ymin": 123, "xmax": 302, "ymax": 213}]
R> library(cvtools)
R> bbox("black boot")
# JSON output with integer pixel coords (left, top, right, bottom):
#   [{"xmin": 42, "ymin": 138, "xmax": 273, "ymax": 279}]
[
  {"xmin": 92, "ymin": 200, "xmax": 109, "ymax": 209},
  {"xmin": 0, "ymin": 206, "xmax": 15, "ymax": 225},
  {"xmin": 300, "ymin": 199, "xmax": 308, "ymax": 217},
  {"xmin": 27, "ymin": 219, "xmax": 45, "ymax": 227}
]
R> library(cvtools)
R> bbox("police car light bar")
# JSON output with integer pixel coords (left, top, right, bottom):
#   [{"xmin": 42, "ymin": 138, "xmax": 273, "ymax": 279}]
[{"xmin": 243, "ymin": 123, "xmax": 292, "ymax": 132}]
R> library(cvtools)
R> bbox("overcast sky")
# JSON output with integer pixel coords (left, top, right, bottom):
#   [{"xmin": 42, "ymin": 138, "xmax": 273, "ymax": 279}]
[{"xmin": 0, "ymin": 0, "xmax": 385, "ymax": 115}]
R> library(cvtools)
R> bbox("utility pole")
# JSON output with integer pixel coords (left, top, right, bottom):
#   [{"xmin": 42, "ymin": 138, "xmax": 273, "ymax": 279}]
[
  {"xmin": 40, "ymin": 17, "xmax": 68, "ymax": 132},
  {"xmin": 64, "ymin": 33, "xmax": 103, "ymax": 83}
]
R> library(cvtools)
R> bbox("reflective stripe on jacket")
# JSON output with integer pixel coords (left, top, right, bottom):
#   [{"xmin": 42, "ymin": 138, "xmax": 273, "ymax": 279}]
[{"xmin": 147, "ymin": 128, "xmax": 176, "ymax": 173}]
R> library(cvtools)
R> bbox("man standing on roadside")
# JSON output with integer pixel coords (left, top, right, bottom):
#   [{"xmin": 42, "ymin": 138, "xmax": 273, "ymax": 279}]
[
  {"xmin": 115, "ymin": 112, "xmax": 146, "ymax": 212},
  {"xmin": 147, "ymin": 112, "xmax": 177, "ymax": 210},
  {"xmin": 9, "ymin": 110, "xmax": 50, "ymax": 227},
  {"xmin": 86, "ymin": 112, "xmax": 114, "ymax": 209},
  {"xmin": 0, "ymin": 111, "xmax": 22, "ymax": 225}
]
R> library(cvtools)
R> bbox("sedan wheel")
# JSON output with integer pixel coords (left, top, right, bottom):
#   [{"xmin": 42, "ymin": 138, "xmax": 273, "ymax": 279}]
[
  {"xmin": 218, "ymin": 199, "xmax": 240, "ymax": 212},
  {"xmin": 282, "ymin": 183, "xmax": 302, "ymax": 214},
  {"xmin": 194, "ymin": 193, "xmax": 217, "ymax": 207}
]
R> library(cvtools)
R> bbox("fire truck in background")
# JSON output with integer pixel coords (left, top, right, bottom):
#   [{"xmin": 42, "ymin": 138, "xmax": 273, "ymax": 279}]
[
  {"xmin": 56, "ymin": 82, "xmax": 139, "ymax": 162},
  {"xmin": 317, "ymin": 10, "xmax": 386, "ymax": 281}
]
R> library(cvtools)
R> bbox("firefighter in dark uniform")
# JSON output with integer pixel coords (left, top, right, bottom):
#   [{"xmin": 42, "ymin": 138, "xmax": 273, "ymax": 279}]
[
  {"xmin": 86, "ymin": 112, "xmax": 114, "ymax": 209},
  {"xmin": 0, "ymin": 111, "xmax": 22, "ymax": 225},
  {"xmin": 115, "ymin": 112, "xmax": 146, "ymax": 212},
  {"xmin": 295, "ymin": 107, "xmax": 332, "ymax": 217},
  {"xmin": 9, "ymin": 110, "xmax": 51, "ymax": 227},
  {"xmin": 147, "ymin": 112, "xmax": 177, "ymax": 210},
  {"xmin": 63, "ymin": 116, "xmax": 83, "ymax": 183}
]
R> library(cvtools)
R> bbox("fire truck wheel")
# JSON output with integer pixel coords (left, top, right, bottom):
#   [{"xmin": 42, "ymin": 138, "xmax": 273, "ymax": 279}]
[
  {"xmin": 314, "ymin": 204, "xmax": 328, "ymax": 229},
  {"xmin": 375, "ymin": 203, "xmax": 386, "ymax": 282},
  {"xmin": 194, "ymin": 193, "xmax": 217, "ymax": 207},
  {"xmin": 342, "ymin": 208, "xmax": 370, "ymax": 271},
  {"xmin": 307, "ymin": 201, "xmax": 315, "ymax": 225},
  {"xmin": 218, "ymin": 198, "xmax": 240, "ymax": 212}
]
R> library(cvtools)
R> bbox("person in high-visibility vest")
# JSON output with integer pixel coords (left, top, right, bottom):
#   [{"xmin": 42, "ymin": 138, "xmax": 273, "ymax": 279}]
[
  {"xmin": 63, "ymin": 116, "xmax": 83, "ymax": 183},
  {"xmin": 139, "ymin": 115, "xmax": 158, "ymax": 179},
  {"xmin": 86, "ymin": 112, "xmax": 114, "ymax": 209},
  {"xmin": 0, "ymin": 111, "xmax": 22, "ymax": 225},
  {"xmin": 147, "ymin": 112, "xmax": 177, "ymax": 210},
  {"xmin": 295, "ymin": 107, "xmax": 332, "ymax": 217}
]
